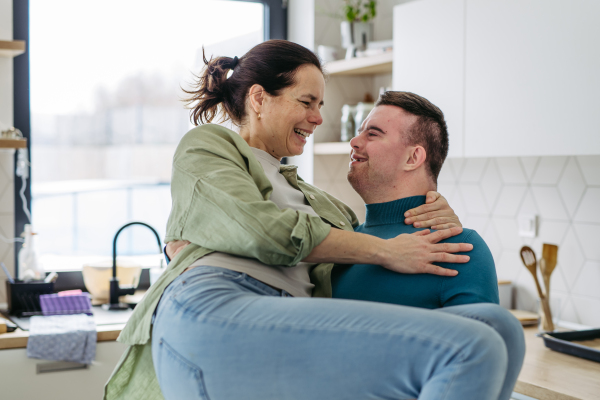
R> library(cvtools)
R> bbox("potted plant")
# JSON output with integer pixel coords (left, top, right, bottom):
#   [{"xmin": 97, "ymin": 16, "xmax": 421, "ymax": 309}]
[{"xmin": 340, "ymin": 1, "xmax": 377, "ymax": 59}]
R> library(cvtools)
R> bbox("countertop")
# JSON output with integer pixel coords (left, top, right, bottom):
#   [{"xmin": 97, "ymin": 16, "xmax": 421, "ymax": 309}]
[
  {"xmin": 515, "ymin": 326, "xmax": 600, "ymax": 400},
  {"xmin": 1, "ymin": 316, "xmax": 598, "ymax": 399},
  {"xmin": 0, "ymin": 322, "xmax": 125, "ymax": 350}
]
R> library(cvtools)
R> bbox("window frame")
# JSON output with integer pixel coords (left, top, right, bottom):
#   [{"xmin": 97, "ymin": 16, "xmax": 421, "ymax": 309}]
[{"xmin": 12, "ymin": 0, "xmax": 287, "ymax": 286}]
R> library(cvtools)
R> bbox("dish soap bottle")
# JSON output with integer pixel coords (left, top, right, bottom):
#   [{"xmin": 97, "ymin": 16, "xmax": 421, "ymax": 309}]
[{"xmin": 18, "ymin": 224, "xmax": 44, "ymax": 281}]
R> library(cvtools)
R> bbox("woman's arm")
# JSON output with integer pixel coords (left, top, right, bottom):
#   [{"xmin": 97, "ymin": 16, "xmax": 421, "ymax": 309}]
[
  {"xmin": 304, "ymin": 227, "xmax": 471, "ymax": 276},
  {"xmin": 167, "ymin": 126, "xmax": 470, "ymax": 273}
]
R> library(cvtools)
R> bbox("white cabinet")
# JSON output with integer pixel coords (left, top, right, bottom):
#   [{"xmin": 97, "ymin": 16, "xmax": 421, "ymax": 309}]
[
  {"xmin": 464, "ymin": 0, "xmax": 600, "ymax": 157},
  {"xmin": 0, "ymin": 341, "xmax": 127, "ymax": 400},
  {"xmin": 393, "ymin": 0, "xmax": 465, "ymax": 158},
  {"xmin": 393, "ymin": 0, "xmax": 600, "ymax": 157}
]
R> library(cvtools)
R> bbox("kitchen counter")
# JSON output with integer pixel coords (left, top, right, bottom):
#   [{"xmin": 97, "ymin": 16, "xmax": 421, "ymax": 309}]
[
  {"xmin": 515, "ymin": 326, "xmax": 600, "ymax": 400},
  {"xmin": 1, "ymin": 318, "xmax": 599, "ymax": 399},
  {"xmin": 0, "ymin": 321, "xmax": 125, "ymax": 350}
]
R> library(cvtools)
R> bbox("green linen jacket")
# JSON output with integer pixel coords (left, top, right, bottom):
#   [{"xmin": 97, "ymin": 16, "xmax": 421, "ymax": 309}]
[{"xmin": 103, "ymin": 124, "xmax": 358, "ymax": 400}]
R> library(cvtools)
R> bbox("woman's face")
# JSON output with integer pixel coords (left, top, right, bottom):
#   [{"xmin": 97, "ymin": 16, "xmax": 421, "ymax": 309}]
[{"xmin": 258, "ymin": 64, "xmax": 325, "ymax": 159}]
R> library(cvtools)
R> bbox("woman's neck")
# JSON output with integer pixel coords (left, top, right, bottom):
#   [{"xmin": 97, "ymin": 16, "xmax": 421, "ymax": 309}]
[{"xmin": 239, "ymin": 125, "xmax": 282, "ymax": 161}]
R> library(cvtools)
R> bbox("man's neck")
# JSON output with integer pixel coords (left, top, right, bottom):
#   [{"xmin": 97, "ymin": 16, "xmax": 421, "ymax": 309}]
[{"xmin": 362, "ymin": 177, "xmax": 436, "ymax": 204}]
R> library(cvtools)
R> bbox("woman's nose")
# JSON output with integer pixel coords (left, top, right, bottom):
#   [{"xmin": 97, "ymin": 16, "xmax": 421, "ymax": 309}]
[{"xmin": 308, "ymin": 107, "xmax": 323, "ymax": 126}]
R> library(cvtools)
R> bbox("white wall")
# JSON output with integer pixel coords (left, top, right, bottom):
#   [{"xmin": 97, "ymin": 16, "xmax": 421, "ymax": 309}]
[{"xmin": 0, "ymin": 0, "xmax": 16, "ymax": 305}]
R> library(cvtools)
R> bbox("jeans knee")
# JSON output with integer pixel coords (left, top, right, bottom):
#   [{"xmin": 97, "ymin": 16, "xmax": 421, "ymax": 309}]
[
  {"xmin": 468, "ymin": 324, "xmax": 509, "ymax": 374},
  {"xmin": 481, "ymin": 305, "xmax": 525, "ymax": 357}
]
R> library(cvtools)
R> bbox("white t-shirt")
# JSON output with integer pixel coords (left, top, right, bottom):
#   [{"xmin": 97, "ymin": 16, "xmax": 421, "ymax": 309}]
[{"xmin": 189, "ymin": 147, "xmax": 318, "ymax": 297}]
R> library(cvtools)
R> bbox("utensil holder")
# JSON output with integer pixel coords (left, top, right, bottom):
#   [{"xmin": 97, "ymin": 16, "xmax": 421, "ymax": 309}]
[{"xmin": 6, "ymin": 280, "xmax": 54, "ymax": 317}]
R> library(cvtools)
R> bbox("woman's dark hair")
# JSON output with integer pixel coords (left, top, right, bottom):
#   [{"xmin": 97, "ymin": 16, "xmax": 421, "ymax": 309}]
[{"xmin": 184, "ymin": 40, "xmax": 323, "ymax": 125}]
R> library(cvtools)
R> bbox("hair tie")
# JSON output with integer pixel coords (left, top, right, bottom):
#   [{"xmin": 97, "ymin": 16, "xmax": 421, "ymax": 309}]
[{"xmin": 231, "ymin": 56, "xmax": 239, "ymax": 69}]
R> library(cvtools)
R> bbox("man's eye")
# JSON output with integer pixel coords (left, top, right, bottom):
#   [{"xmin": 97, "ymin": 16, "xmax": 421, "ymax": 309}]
[{"xmin": 300, "ymin": 101, "xmax": 310, "ymax": 106}]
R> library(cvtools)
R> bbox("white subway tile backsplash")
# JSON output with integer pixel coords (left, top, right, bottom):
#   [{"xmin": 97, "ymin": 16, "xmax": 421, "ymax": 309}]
[
  {"xmin": 559, "ymin": 296, "xmax": 581, "ymax": 325},
  {"xmin": 492, "ymin": 218, "xmax": 523, "ymax": 251},
  {"xmin": 531, "ymin": 186, "xmax": 569, "ymax": 220},
  {"xmin": 572, "ymin": 223, "xmax": 600, "ymax": 261},
  {"xmin": 448, "ymin": 188, "xmax": 468, "ymax": 221},
  {"xmin": 572, "ymin": 261, "xmax": 600, "ymax": 298},
  {"xmin": 558, "ymin": 228, "xmax": 586, "ymax": 290},
  {"xmin": 496, "ymin": 157, "xmax": 528, "ymax": 184},
  {"xmin": 519, "ymin": 156, "xmax": 539, "ymax": 182},
  {"xmin": 436, "ymin": 183, "xmax": 456, "ymax": 201},
  {"xmin": 447, "ymin": 158, "xmax": 465, "ymax": 179},
  {"xmin": 496, "ymin": 250, "xmax": 522, "ymax": 281},
  {"xmin": 531, "ymin": 156, "xmax": 568, "ymax": 185},
  {"xmin": 531, "ymin": 220, "xmax": 569, "ymax": 253},
  {"xmin": 459, "ymin": 158, "xmax": 487, "ymax": 183},
  {"xmin": 576, "ymin": 155, "xmax": 600, "ymax": 185},
  {"xmin": 437, "ymin": 164, "xmax": 456, "ymax": 184},
  {"xmin": 549, "ymin": 266, "xmax": 569, "ymax": 293},
  {"xmin": 480, "ymin": 160, "xmax": 502, "ymax": 210},
  {"xmin": 464, "ymin": 215, "xmax": 490, "ymax": 234},
  {"xmin": 571, "ymin": 295, "xmax": 600, "ymax": 327},
  {"xmin": 574, "ymin": 188, "xmax": 600, "ymax": 224},
  {"xmin": 458, "ymin": 184, "xmax": 489, "ymax": 215},
  {"xmin": 313, "ymin": 153, "xmax": 600, "ymax": 323},
  {"xmin": 517, "ymin": 189, "xmax": 539, "ymax": 216},
  {"xmin": 493, "ymin": 185, "xmax": 527, "ymax": 217},
  {"xmin": 557, "ymin": 157, "xmax": 586, "ymax": 218}
]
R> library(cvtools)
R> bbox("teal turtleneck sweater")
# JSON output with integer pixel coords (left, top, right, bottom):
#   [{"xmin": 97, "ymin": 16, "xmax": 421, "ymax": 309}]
[{"xmin": 331, "ymin": 196, "xmax": 499, "ymax": 308}]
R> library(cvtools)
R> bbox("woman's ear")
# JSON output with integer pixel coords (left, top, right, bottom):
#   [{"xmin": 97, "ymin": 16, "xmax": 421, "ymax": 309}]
[
  {"xmin": 248, "ymin": 84, "xmax": 265, "ymax": 114},
  {"xmin": 404, "ymin": 146, "xmax": 427, "ymax": 171}
]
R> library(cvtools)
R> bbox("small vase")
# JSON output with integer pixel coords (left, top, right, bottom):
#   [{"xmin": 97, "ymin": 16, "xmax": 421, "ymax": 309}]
[{"xmin": 340, "ymin": 21, "xmax": 373, "ymax": 59}]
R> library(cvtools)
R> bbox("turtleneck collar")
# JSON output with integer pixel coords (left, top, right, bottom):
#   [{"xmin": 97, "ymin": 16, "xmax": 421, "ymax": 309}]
[{"xmin": 364, "ymin": 195, "xmax": 427, "ymax": 227}]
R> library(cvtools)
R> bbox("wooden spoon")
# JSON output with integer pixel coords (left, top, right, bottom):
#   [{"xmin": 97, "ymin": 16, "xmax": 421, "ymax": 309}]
[
  {"xmin": 541, "ymin": 243, "xmax": 558, "ymax": 296},
  {"xmin": 520, "ymin": 246, "xmax": 554, "ymax": 331}
]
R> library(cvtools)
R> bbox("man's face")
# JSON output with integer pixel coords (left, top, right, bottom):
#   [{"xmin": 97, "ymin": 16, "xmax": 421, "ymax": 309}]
[{"xmin": 347, "ymin": 105, "xmax": 418, "ymax": 197}]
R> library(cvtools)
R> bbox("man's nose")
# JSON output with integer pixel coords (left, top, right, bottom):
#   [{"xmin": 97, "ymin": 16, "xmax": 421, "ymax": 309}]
[{"xmin": 350, "ymin": 132, "xmax": 363, "ymax": 148}]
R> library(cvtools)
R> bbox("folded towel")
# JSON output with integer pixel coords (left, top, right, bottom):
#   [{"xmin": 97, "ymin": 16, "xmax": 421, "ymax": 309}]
[
  {"xmin": 39, "ymin": 292, "xmax": 93, "ymax": 316},
  {"xmin": 27, "ymin": 314, "xmax": 96, "ymax": 364}
]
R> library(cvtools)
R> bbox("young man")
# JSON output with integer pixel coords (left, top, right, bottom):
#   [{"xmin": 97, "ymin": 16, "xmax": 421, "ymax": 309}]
[
  {"xmin": 332, "ymin": 91, "xmax": 498, "ymax": 308},
  {"xmin": 331, "ymin": 91, "xmax": 524, "ymax": 400}
]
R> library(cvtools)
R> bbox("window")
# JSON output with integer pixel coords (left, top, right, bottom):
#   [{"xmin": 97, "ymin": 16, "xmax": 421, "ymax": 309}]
[{"xmin": 18, "ymin": 0, "xmax": 283, "ymax": 273}]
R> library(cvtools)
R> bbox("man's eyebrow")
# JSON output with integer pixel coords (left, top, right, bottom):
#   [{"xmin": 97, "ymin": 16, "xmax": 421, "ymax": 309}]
[
  {"xmin": 365, "ymin": 125, "xmax": 386, "ymax": 134},
  {"xmin": 301, "ymin": 93, "xmax": 325, "ymax": 106}
]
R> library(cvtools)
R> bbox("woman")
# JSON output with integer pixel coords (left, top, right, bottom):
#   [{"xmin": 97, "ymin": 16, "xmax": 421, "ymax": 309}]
[{"xmin": 105, "ymin": 41, "xmax": 517, "ymax": 400}]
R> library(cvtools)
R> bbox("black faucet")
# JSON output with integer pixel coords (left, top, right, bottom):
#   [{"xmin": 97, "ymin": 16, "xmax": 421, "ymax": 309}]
[{"xmin": 104, "ymin": 222, "xmax": 162, "ymax": 310}]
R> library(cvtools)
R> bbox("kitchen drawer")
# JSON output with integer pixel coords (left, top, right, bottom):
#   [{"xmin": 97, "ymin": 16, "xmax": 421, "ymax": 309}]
[{"xmin": 0, "ymin": 341, "xmax": 127, "ymax": 400}]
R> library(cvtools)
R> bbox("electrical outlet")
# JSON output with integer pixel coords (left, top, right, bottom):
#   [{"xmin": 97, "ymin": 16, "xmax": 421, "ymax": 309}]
[{"xmin": 518, "ymin": 214, "xmax": 537, "ymax": 238}]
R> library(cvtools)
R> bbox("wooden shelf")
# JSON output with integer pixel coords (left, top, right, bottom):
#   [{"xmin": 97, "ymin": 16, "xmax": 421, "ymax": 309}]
[
  {"xmin": 0, "ymin": 40, "xmax": 26, "ymax": 58},
  {"xmin": 0, "ymin": 138, "xmax": 27, "ymax": 149},
  {"xmin": 314, "ymin": 142, "xmax": 352, "ymax": 155},
  {"xmin": 324, "ymin": 52, "xmax": 393, "ymax": 76}
]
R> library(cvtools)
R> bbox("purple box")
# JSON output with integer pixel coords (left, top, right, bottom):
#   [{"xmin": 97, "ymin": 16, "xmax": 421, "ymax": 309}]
[{"xmin": 39, "ymin": 293, "xmax": 93, "ymax": 316}]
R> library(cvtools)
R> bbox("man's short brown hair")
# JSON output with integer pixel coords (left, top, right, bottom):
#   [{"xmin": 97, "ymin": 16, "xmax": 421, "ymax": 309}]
[{"xmin": 375, "ymin": 91, "xmax": 449, "ymax": 184}]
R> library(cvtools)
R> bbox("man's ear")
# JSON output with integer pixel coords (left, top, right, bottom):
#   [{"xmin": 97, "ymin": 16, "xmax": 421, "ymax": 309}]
[
  {"xmin": 404, "ymin": 146, "xmax": 427, "ymax": 171},
  {"xmin": 248, "ymin": 84, "xmax": 265, "ymax": 114}
]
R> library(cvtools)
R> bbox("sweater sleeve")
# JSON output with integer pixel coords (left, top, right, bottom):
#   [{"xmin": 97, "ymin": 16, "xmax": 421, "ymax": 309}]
[
  {"xmin": 440, "ymin": 230, "xmax": 500, "ymax": 307},
  {"xmin": 165, "ymin": 125, "xmax": 331, "ymax": 266}
]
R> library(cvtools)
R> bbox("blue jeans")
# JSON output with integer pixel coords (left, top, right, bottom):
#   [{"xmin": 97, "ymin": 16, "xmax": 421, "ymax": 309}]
[{"xmin": 152, "ymin": 266, "xmax": 524, "ymax": 400}]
